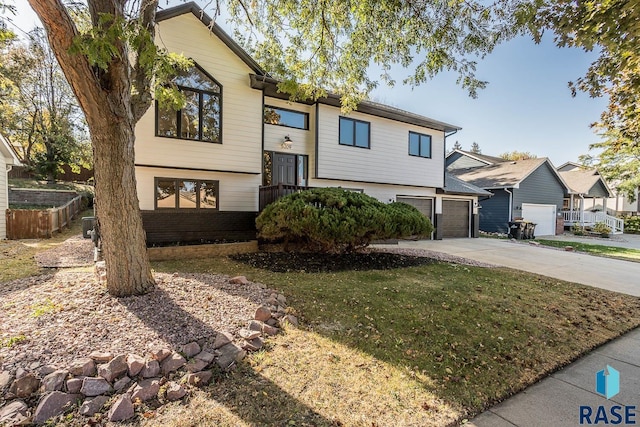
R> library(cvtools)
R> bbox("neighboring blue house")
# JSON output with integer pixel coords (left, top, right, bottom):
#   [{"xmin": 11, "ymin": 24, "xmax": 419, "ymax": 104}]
[{"xmin": 447, "ymin": 152, "xmax": 570, "ymax": 235}]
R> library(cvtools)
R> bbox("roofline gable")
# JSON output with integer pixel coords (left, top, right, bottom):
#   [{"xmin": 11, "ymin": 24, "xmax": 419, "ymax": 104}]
[
  {"xmin": 518, "ymin": 158, "xmax": 571, "ymax": 193},
  {"xmin": 0, "ymin": 133, "xmax": 21, "ymax": 166},
  {"xmin": 156, "ymin": 2, "xmax": 267, "ymax": 77},
  {"xmin": 445, "ymin": 149, "xmax": 494, "ymax": 165}
]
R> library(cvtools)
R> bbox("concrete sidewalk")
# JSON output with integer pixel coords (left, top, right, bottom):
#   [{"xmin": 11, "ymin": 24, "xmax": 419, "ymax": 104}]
[
  {"xmin": 469, "ymin": 328, "xmax": 640, "ymax": 427},
  {"xmin": 539, "ymin": 233, "xmax": 640, "ymax": 250},
  {"xmin": 393, "ymin": 238, "xmax": 640, "ymax": 296},
  {"xmin": 388, "ymin": 238, "xmax": 640, "ymax": 426}
]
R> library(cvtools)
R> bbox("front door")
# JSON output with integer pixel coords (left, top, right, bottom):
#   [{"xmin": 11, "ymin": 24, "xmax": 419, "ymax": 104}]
[{"xmin": 273, "ymin": 153, "xmax": 296, "ymax": 185}]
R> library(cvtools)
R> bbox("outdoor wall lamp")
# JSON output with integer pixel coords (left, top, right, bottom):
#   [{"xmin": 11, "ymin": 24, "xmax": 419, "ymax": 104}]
[{"xmin": 281, "ymin": 135, "xmax": 293, "ymax": 149}]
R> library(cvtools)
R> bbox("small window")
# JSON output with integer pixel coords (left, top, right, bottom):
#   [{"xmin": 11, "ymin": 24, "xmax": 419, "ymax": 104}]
[
  {"xmin": 264, "ymin": 106, "xmax": 309, "ymax": 130},
  {"xmin": 339, "ymin": 117, "xmax": 370, "ymax": 148},
  {"xmin": 155, "ymin": 178, "xmax": 219, "ymax": 210},
  {"xmin": 408, "ymin": 132, "xmax": 431, "ymax": 158}
]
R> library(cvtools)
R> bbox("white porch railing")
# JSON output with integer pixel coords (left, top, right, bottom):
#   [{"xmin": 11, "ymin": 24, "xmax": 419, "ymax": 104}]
[{"xmin": 562, "ymin": 210, "xmax": 625, "ymax": 234}]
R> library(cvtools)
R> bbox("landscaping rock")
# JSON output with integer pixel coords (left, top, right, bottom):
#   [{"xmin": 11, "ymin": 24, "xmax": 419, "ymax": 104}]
[
  {"xmin": 114, "ymin": 375, "xmax": 131, "ymax": 392},
  {"xmin": 216, "ymin": 343, "xmax": 246, "ymax": 371},
  {"xmin": 242, "ymin": 337, "xmax": 264, "ymax": 352},
  {"xmin": 185, "ymin": 358, "xmax": 209, "ymax": 373},
  {"xmin": 282, "ymin": 314, "xmax": 299, "ymax": 326},
  {"xmin": 254, "ymin": 305, "xmax": 272, "ymax": 322},
  {"xmin": 229, "ymin": 275, "xmax": 249, "ymax": 285},
  {"xmin": 0, "ymin": 370, "xmax": 13, "ymax": 389},
  {"xmin": 80, "ymin": 377, "xmax": 113, "ymax": 396},
  {"xmin": 165, "ymin": 381, "xmax": 187, "ymax": 401},
  {"xmin": 66, "ymin": 377, "xmax": 83, "ymax": 394},
  {"xmin": 131, "ymin": 378, "xmax": 160, "ymax": 402},
  {"xmin": 194, "ymin": 351, "xmax": 215, "ymax": 364},
  {"xmin": 182, "ymin": 342, "xmax": 201, "ymax": 358},
  {"xmin": 212, "ymin": 331, "xmax": 234, "ymax": 349},
  {"xmin": 108, "ymin": 394, "xmax": 134, "ymax": 422},
  {"xmin": 38, "ymin": 365, "xmax": 57, "ymax": 377},
  {"xmin": 10, "ymin": 372, "xmax": 40, "ymax": 398},
  {"xmin": 529, "ymin": 241, "xmax": 541, "ymax": 246},
  {"xmin": 263, "ymin": 324, "xmax": 280, "ymax": 336},
  {"xmin": 276, "ymin": 294, "xmax": 287, "ymax": 305},
  {"xmin": 89, "ymin": 351, "xmax": 114, "ymax": 363},
  {"xmin": 248, "ymin": 320, "xmax": 263, "ymax": 331},
  {"xmin": 33, "ymin": 391, "xmax": 79, "ymax": 424},
  {"xmin": 239, "ymin": 328, "xmax": 261, "ymax": 340},
  {"xmin": 141, "ymin": 359, "xmax": 160, "ymax": 378},
  {"xmin": 565, "ymin": 246, "xmax": 574, "ymax": 251},
  {"xmin": 41, "ymin": 369, "xmax": 69, "ymax": 392},
  {"xmin": 97, "ymin": 354, "xmax": 127, "ymax": 382},
  {"xmin": 149, "ymin": 347, "xmax": 172, "ymax": 362},
  {"xmin": 0, "ymin": 400, "xmax": 28, "ymax": 425},
  {"xmin": 161, "ymin": 352, "xmax": 186, "ymax": 375},
  {"xmin": 79, "ymin": 395, "xmax": 109, "ymax": 417},
  {"xmin": 69, "ymin": 357, "xmax": 96, "ymax": 377},
  {"xmin": 15, "ymin": 368, "xmax": 26, "ymax": 379},
  {"xmin": 266, "ymin": 318, "xmax": 279, "ymax": 327},
  {"xmin": 126, "ymin": 353, "xmax": 145, "ymax": 377},
  {"xmin": 184, "ymin": 370, "xmax": 213, "ymax": 386}
]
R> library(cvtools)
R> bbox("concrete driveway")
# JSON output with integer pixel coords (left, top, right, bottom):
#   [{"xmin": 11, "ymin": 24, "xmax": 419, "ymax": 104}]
[{"xmin": 394, "ymin": 238, "xmax": 640, "ymax": 296}]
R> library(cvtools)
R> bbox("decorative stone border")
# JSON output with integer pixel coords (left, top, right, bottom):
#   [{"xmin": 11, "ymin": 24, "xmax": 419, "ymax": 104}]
[{"xmin": 0, "ymin": 276, "xmax": 296, "ymax": 425}]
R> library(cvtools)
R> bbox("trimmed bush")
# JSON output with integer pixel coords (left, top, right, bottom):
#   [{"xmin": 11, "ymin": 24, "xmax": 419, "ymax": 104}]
[
  {"xmin": 624, "ymin": 216, "xmax": 640, "ymax": 234},
  {"xmin": 256, "ymin": 188, "xmax": 433, "ymax": 253}
]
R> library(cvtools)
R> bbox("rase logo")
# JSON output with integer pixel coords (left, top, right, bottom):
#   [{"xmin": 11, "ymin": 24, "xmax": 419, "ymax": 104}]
[{"xmin": 579, "ymin": 365, "xmax": 636, "ymax": 425}]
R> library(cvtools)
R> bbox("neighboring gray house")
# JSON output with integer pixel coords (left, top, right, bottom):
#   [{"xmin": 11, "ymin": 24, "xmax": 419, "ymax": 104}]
[
  {"xmin": 449, "ymin": 157, "xmax": 569, "ymax": 235},
  {"xmin": 446, "ymin": 149, "xmax": 505, "ymax": 170}
]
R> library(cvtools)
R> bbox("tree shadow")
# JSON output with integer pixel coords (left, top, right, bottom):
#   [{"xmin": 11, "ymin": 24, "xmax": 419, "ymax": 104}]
[{"xmin": 118, "ymin": 276, "xmax": 339, "ymax": 426}]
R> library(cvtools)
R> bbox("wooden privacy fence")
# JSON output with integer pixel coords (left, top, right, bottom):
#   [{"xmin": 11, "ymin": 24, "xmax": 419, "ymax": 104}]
[{"xmin": 6, "ymin": 195, "xmax": 83, "ymax": 239}]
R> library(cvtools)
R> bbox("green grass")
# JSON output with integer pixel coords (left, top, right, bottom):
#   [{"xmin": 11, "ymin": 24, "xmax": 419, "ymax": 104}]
[
  {"xmin": 152, "ymin": 256, "xmax": 640, "ymax": 420},
  {"xmin": 536, "ymin": 239, "xmax": 640, "ymax": 262},
  {"xmin": 8, "ymin": 178, "xmax": 93, "ymax": 194}
]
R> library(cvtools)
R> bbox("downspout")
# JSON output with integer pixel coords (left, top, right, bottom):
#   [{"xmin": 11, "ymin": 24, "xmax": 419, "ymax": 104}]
[
  {"xmin": 504, "ymin": 188, "xmax": 513, "ymax": 221},
  {"xmin": 443, "ymin": 129, "xmax": 458, "ymax": 187}
]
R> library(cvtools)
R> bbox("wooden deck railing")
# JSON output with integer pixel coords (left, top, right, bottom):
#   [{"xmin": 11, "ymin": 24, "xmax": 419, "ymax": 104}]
[
  {"xmin": 259, "ymin": 184, "xmax": 313, "ymax": 211},
  {"xmin": 561, "ymin": 210, "xmax": 625, "ymax": 234}
]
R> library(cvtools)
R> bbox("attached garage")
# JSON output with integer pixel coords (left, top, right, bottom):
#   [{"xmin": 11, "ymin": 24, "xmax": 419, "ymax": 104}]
[
  {"xmin": 441, "ymin": 199, "xmax": 471, "ymax": 238},
  {"xmin": 521, "ymin": 203, "xmax": 556, "ymax": 236},
  {"xmin": 396, "ymin": 197, "xmax": 433, "ymax": 220}
]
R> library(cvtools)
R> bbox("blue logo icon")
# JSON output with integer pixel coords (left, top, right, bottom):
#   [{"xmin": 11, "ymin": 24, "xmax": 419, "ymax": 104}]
[{"xmin": 596, "ymin": 365, "xmax": 620, "ymax": 399}]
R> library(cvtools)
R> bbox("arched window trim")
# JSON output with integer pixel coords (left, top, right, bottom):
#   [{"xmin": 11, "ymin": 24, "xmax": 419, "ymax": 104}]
[{"xmin": 155, "ymin": 61, "xmax": 223, "ymax": 144}]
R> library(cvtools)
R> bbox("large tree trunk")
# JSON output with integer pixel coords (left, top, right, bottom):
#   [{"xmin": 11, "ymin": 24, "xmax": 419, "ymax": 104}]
[
  {"xmin": 92, "ymin": 118, "xmax": 155, "ymax": 296},
  {"xmin": 28, "ymin": 0, "xmax": 156, "ymax": 296}
]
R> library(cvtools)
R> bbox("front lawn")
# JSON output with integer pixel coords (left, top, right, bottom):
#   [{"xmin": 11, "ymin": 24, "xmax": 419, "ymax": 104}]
[
  {"xmin": 151, "ymin": 253, "xmax": 640, "ymax": 424},
  {"xmin": 535, "ymin": 239, "xmax": 640, "ymax": 262}
]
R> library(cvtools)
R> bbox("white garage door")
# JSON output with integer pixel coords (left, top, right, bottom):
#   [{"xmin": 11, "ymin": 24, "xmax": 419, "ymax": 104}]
[{"xmin": 522, "ymin": 203, "xmax": 556, "ymax": 236}]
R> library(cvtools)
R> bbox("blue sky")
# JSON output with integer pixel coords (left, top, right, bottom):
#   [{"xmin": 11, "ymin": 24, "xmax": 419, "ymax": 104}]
[{"xmin": 6, "ymin": 2, "xmax": 607, "ymax": 166}]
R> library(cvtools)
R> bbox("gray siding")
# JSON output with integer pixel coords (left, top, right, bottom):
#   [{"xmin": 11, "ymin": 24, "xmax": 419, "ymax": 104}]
[
  {"xmin": 479, "ymin": 190, "xmax": 510, "ymax": 233},
  {"xmin": 587, "ymin": 180, "xmax": 610, "ymax": 198},
  {"xmin": 446, "ymin": 152, "xmax": 487, "ymax": 170},
  {"xmin": 512, "ymin": 162, "xmax": 565, "ymax": 219}
]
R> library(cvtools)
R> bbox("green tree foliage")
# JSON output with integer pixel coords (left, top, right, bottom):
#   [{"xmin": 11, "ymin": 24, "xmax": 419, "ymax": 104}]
[
  {"xmin": 0, "ymin": 29, "xmax": 91, "ymax": 181},
  {"xmin": 499, "ymin": 151, "xmax": 537, "ymax": 160},
  {"xmin": 580, "ymin": 130, "xmax": 640, "ymax": 202},
  {"xmin": 520, "ymin": 0, "xmax": 640, "ymax": 147},
  {"xmin": 257, "ymin": 188, "xmax": 433, "ymax": 253}
]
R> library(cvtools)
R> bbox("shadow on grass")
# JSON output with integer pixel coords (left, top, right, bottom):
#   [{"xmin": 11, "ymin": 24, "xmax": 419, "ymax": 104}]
[{"xmin": 119, "ymin": 278, "xmax": 339, "ymax": 426}]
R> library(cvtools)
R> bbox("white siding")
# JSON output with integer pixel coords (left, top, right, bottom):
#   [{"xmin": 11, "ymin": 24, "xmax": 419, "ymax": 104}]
[
  {"xmin": 0, "ymin": 156, "xmax": 7, "ymax": 239},
  {"xmin": 135, "ymin": 13, "xmax": 262, "ymax": 174},
  {"xmin": 316, "ymin": 104, "xmax": 445, "ymax": 188},
  {"xmin": 135, "ymin": 166, "xmax": 260, "ymax": 211}
]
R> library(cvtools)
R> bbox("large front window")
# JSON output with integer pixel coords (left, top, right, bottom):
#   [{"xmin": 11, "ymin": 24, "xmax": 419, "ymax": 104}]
[
  {"xmin": 339, "ymin": 117, "xmax": 370, "ymax": 148},
  {"xmin": 156, "ymin": 64, "xmax": 222, "ymax": 143},
  {"xmin": 155, "ymin": 178, "xmax": 219, "ymax": 210}
]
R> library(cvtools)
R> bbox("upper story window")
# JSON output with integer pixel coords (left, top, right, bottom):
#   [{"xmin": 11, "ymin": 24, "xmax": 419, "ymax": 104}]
[
  {"xmin": 156, "ymin": 64, "xmax": 222, "ymax": 143},
  {"xmin": 408, "ymin": 131, "xmax": 431, "ymax": 158},
  {"xmin": 339, "ymin": 117, "xmax": 370, "ymax": 148},
  {"xmin": 155, "ymin": 178, "xmax": 219, "ymax": 210},
  {"xmin": 264, "ymin": 106, "xmax": 309, "ymax": 130}
]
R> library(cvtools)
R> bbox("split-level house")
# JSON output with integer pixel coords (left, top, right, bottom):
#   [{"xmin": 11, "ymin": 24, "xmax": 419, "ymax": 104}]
[
  {"xmin": 134, "ymin": 3, "xmax": 489, "ymax": 243},
  {"xmin": 1, "ymin": 134, "xmax": 21, "ymax": 239}
]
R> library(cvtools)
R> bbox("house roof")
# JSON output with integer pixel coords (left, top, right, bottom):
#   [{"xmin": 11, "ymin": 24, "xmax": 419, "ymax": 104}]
[
  {"xmin": 156, "ymin": 2, "xmax": 267, "ymax": 77},
  {"xmin": 450, "ymin": 157, "xmax": 568, "ymax": 190},
  {"xmin": 446, "ymin": 149, "xmax": 506, "ymax": 165},
  {"xmin": 438, "ymin": 173, "xmax": 493, "ymax": 196},
  {"xmin": 0, "ymin": 133, "xmax": 21, "ymax": 166},
  {"xmin": 250, "ymin": 75, "xmax": 461, "ymax": 133},
  {"xmin": 558, "ymin": 169, "xmax": 614, "ymax": 197},
  {"xmin": 556, "ymin": 161, "xmax": 583, "ymax": 172}
]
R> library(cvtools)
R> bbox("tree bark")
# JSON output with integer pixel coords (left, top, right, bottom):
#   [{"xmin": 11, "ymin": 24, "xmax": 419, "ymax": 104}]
[{"xmin": 28, "ymin": 0, "xmax": 155, "ymax": 296}]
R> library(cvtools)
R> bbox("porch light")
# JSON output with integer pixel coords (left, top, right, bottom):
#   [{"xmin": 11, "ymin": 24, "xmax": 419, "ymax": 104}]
[{"xmin": 281, "ymin": 135, "xmax": 293, "ymax": 149}]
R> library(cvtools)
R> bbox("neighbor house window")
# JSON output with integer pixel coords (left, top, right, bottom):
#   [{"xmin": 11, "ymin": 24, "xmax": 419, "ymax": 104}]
[
  {"xmin": 339, "ymin": 117, "xmax": 370, "ymax": 148},
  {"xmin": 264, "ymin": 106, "xmax": 309, "ymax": 130},
  {"xmin": 155, "ymin": 178, "xmax": 219, "ymax": 210},
  {"xmin": 408, "ymin": 131, "xmax": 431, "ymax": 158},
  {"xmin": 156, "ymin": 64, "xmax": 222, "ymax": 143}
]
